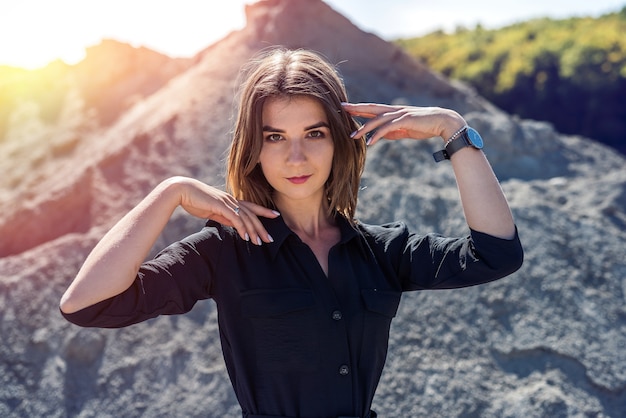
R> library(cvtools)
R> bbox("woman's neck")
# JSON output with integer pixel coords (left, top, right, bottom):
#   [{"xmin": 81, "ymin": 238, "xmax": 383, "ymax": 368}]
[
  {"xmin": 275, "ymin": 198, "xmax": 335, "ymax": 240},
  {"xmin": 275, "ymin": 196, "xmax": 341, "ymax": 278}
]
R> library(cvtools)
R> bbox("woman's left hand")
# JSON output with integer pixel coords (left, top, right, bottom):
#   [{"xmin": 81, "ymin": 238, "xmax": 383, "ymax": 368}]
[
  {"xmin": 343, "ymin": 103, "xmax": 517, "ymax": 240},
  {"xmin": 342, "ymin": 102, "xmax": 466, "ymax": 146}
]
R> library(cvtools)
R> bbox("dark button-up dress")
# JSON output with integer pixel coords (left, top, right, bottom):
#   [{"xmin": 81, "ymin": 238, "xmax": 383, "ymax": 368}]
[{"xmin": 62, "ymin": 215, "xmax": 523, "ymax": 418}]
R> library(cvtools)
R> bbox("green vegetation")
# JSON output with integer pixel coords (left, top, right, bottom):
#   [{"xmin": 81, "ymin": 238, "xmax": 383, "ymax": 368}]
[{"xmin": 396, "ymin": 7, "xmax": 626, "ymax": 153}]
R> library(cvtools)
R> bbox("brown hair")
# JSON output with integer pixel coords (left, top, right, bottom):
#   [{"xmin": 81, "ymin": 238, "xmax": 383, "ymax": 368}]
[{"xmin": 226, "ymin": 48, "xmax": 366, "ymax": 220}]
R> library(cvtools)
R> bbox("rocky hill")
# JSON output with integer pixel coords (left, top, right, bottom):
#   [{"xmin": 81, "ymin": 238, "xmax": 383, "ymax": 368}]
[{"xmin": 1, "ymin": 0, "xmax": 625, "ymax": 416}]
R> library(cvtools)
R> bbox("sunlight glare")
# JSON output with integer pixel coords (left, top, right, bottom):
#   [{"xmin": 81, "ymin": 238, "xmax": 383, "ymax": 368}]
[
  {"xmin": 1, "ymin": 34, "xmax": 89, "ymax": 70},
  {"xmin": 0, "ymin": 0, "xmax": 249, "ymax": 70}
]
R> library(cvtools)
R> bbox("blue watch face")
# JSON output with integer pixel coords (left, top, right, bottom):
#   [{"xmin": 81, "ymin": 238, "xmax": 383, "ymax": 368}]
[{"xmin": 467, "ymin": 127, "xmax": 484, "ymax": 149}]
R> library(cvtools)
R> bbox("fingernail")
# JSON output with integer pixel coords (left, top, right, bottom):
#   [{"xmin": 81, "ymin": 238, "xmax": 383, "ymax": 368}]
[
  {"xmin": 350, "ymin": 130, "xmax": 358, "ymax": 139},
  {"xmin": 272, "ymin": 210, "xmax": 281, "ymax": 216},
  {"xmin": 244, "ymin": 233, "xmax": 250, "ymax": 242},
  {"xmin": 256, "ymin": 236, "xmax": 263, "ymax": 246},
  {"xmin": 268, "ymin": 234, "xmax": 274, "ymax": 243},
  {"xmin": 366, "ymin": 135, "xmax": 373, "ymax": 146}
]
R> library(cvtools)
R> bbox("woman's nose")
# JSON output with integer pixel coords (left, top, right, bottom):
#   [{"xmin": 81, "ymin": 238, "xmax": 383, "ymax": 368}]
[{"xmin": 287, "ymin": 140, "xmax": 306, "ymax": 164}]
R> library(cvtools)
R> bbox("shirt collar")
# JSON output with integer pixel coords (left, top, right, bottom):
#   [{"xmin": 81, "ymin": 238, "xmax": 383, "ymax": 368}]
[{"xmin": 261, "ymin": 214, "xmax": 367, "ymax": 260}]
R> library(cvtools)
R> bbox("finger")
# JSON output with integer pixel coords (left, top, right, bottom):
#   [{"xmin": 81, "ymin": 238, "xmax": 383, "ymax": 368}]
[
  {"xmin": 342, "ymin": 102, "xmax": 398, "ymax": 118},
  {"xmin": 367, "ymin": 112, "xmax": 417, "ymax": 144},
  {"xmin": 343, "ymin": 103, "xmax": 404, "ymax": 144},
  {"xmin": 226, "ymin": 205, "xmax": 256, "ymax": 244},
  {"xmin": 235, "ymin": 203, "xmax": 278, "ymax": 245},
  {"xmin": 368, "ymin": 127, "xmax": 411, "ymax": 145},
  {"xmin": 206, "ymin": 195, "xmax": 248, "ymax": 239},
  {"xmin": 351, "ymin": 109, "xmax": 404, "ymax": 142},
  {"xmin": 244, "ymin": 211, "xmax": 272, "ymax": 245},
  {"xmin": 223, "ymin": 195, "xmax": 243, "ymax": 216},
  {"xmin": 241, "ymin": 202, "xmax": 281, "ymax": 219},
  {"xmin": 215, "ymin": 199, "xmax": 252, "ymax": 242},
  {"xmin": 209, "ymin": 208, "xmax": 251, "ymax": 242}
]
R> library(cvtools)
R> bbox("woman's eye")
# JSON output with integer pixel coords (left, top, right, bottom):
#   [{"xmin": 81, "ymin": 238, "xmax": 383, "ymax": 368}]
[
  {"xmin": 308, "ymin": 130, "xmax": 325, "ymax": 139},
  {"xmin": 265, "ymin": 133, "xmax": 283, "ymax": 142}
]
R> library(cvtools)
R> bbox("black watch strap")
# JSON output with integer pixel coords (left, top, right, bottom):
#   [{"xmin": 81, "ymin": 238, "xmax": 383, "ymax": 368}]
[
  {"xmin": 432, "ymin": 149, "xmax": 449, "ymax": 162},
  {"xmin": 432, "ymin": 126, "xmax": 485, "ymax": 163},
  {"xmin": 433, "ymin": 126, "xmax": 469, "ymax": 163},
  {"xmin": 445, "ymin": 132, "xmax": 472, "ymax": 156}
]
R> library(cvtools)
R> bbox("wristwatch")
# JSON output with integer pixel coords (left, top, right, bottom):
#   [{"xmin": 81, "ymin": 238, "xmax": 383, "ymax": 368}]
[{"xmin": 433, "ymin": 126, "xmax": 484, "ymax": 162}]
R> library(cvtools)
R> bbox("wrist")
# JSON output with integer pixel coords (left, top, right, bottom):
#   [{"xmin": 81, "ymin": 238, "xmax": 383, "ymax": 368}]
[
  {"xmin": 433, "ymin": 126, "xmax": 484, "ymax": 163},
  {"xmin": 443, "ymin": 124, "xmax": 469, "ymax": 147},
  {"xmin": 439, "ymin": 111, "xmax": 467, "ymax": 142},
  {"xmin": 158, "ymin": 176, "xmax": 192, "ymax": 207}
]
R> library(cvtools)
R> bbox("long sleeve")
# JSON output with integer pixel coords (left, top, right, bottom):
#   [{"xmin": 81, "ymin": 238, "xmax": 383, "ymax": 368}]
[
  {"xmin": 358, "ymin": 222, "xmax": 523, "ymax": 291},
  {"xmin": 61, "ymin": 226, "xmax": 221, "ymax": 328}
]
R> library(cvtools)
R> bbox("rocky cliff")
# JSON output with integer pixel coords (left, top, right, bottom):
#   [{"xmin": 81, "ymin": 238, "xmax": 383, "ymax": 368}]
[{"xmin": 1, "ymin": 0, "xmax": 625, "ymax": 416}]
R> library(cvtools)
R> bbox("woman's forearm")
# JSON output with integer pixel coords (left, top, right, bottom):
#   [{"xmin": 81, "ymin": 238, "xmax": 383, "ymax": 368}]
[
  {"xmin": 341, "ymin": 103, "xmax": 517, "ymax": 240},
  {"xmin": 60, "ymin": 175, "xmax": 279, "ymax": 314},
  {"xmin": 60, "ymin": 178, "xmax": 183, "ymax": 314},
  {"xmin": 450, "ymin": 147, "xmax": 516, "ymax": 239}
]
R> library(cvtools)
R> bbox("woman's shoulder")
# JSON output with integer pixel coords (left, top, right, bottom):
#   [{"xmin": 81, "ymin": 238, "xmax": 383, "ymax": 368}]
[
  {"xmin": 203, "ymin": 219, "xmax": 237, "ymax": 236},
  {"xmin": 354, "ymin": 220, "xmax": 410, "ymax": 242},
  {"xmin": 172, "ymin": 220, "xmax": 239, "ymax": 250}
]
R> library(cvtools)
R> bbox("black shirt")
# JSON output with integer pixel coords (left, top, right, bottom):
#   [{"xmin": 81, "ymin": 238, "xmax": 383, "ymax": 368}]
[{"xmin": 62, "ymin": 215, "xmax": 523, "ymax": 418}]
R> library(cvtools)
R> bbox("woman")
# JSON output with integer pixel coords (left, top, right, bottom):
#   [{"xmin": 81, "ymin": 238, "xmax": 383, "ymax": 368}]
[{"xmin": 60, "ymin": 48, "xmax": 523, "ymax": 418}]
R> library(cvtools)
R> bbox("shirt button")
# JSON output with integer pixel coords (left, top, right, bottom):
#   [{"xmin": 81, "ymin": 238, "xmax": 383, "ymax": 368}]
[
  {"xmin": 338, "ymin": 365, "xmax": 350, "ymax": 376},
  {"xmin": 332, "ymin": 310, "xmax": 343, "ymax": 321}
]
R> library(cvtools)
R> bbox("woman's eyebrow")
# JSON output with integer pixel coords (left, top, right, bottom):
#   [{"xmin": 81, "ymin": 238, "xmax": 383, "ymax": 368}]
[
  {"xmin": 305, "ymin": 121, "xmax": 330, "ymax": 130},
  {"xmin": 262, "ymin": 125, "xmax": 284, "ymax": 133},
  {"xmin": 262, "ymin": 121, "xmax": 330, "ymax": 132}
]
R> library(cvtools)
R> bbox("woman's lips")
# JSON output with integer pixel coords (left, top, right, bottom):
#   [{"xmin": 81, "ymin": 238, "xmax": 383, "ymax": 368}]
[{"xmin": 287, "ymin": 175, "xmax": 311, "ymax": 184}]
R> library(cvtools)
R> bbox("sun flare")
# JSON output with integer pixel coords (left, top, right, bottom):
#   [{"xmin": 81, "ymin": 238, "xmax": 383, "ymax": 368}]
[
  {"xmin": 0, "ymin": 1, "xmax": 95, "ymax": 69},
  {"xmin": 1, "ymin": 36, "xmax": 88, "ymax": 70},
  {"xmin": 0, "ymin": 0, "xmax": 249, "ymax": 70}
]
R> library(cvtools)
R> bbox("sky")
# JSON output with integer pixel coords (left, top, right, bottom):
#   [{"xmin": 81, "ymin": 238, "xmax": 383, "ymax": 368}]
[{"xmin": 1, "ymin": 0, "xmax": 624, "ymax": 69}]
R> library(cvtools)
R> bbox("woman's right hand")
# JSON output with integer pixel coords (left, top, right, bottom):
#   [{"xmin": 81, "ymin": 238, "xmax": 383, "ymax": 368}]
[{"xmin": 171, "ymin": 176, "xmax": 279, "ymax": 245}]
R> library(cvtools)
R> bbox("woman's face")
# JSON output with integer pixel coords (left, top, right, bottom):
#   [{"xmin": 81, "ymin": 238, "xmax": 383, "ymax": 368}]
[{"xmin": 259, "ymin": 95, "xmax": 334, "ymax": 207}]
